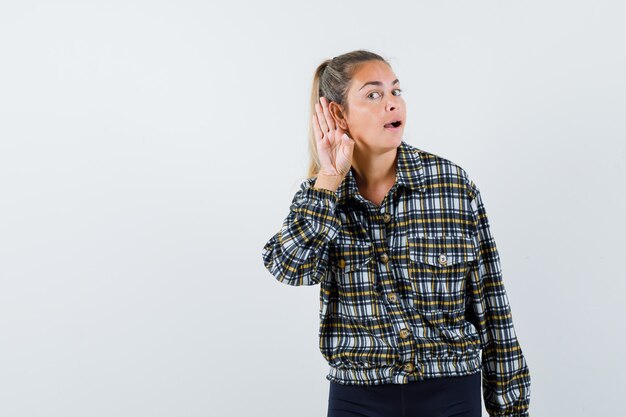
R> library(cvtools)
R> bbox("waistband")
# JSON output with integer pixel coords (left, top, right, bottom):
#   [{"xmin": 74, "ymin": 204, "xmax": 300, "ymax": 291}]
[{"xmin": 326, "ymin": 353, "xmax": 482, "ymax": 386}]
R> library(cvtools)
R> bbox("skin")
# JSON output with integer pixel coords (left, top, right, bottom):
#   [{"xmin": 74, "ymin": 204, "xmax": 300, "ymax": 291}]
[{"xmin": 312, "ymin": 60, "xmax": 406, "ymax": 206}]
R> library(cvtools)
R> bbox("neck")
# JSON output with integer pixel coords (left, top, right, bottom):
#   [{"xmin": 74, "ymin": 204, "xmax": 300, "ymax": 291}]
[{"xmin": 351, "ymin": 146, "xmax": 398, "ymax": 188}]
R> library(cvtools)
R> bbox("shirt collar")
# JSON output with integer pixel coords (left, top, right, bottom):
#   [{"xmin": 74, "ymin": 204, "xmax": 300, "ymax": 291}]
[{"xmin": 335, "ymin": 140, "xmax": 426, "ymax": 205}]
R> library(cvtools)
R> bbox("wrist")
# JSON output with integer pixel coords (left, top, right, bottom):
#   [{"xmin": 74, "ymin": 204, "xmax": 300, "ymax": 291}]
[{"xmin": 314, "ymin": 173, "xmax": 343, "ymax": 192}]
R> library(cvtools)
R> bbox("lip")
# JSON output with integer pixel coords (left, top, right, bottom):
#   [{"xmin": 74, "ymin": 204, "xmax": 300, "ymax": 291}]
[
  {"xmin": 384, "ymin": 124, "xmax": 402, "ymax": 132},
  {"xmin": 383, "ymin": 119, "xmax": 403, "ymax": 129},
  {"xmin": 384, "ymin": 119, "xmax": 403, "ymax": 131}
]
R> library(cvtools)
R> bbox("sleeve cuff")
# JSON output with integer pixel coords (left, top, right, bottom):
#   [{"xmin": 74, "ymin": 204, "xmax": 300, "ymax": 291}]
[
  {"xmin": 293, "ymin": 186, "xmax": 338, "ymax": 209},
  {"xmin": 290, "ymin": 186, "xmax": 341, "ymax": 242}
]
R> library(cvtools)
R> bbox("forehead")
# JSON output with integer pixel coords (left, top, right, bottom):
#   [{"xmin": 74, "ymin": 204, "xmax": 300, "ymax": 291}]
[{"xmin": 349, "ymin": 61, "xmax": 398, "ymax": 91}]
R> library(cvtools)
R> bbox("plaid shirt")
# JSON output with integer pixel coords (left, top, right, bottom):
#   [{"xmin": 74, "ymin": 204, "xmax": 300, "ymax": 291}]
[{"xmin": 261, "ymin": 140, "xmax": 531, "ymax": 416}]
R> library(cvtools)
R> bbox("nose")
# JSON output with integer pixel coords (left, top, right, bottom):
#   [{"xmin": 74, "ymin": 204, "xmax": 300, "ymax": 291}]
[{"xmin": 386, "ymin": 97, "xmax": 399, "ymax": 112}]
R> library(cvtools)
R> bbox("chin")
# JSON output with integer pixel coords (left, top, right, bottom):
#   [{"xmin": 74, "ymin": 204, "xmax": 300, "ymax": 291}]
[
  {"xmin": 386, "ymin": 134, "xmax": 403, "ymax": 146},
  {"xmin": 372, "ymin": 135, "xmax": 402, "ymax": 152}
]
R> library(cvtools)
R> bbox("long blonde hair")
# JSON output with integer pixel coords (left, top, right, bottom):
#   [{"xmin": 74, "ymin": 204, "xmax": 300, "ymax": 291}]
[{"xmin": 306, "ymin": 50, "xmax": 391, "ymax": 179}]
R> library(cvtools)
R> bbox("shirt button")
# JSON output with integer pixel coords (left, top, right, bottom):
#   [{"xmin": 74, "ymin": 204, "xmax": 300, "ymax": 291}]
[
  {"xmin": 387, "ymin": 293, "xmax": 397, "ymax": 303},
  {"xmin": 380, "ymin": 253, "xmax": 389, "ymax": 263},
  {"xmin": 399, "ymin": 328, "xmax": 410, "ymax": 339},
  {"xmin": 382, "ymin": 213, "xmax": 391, "ymax": 223},
  {"xmin": 338, "ymin": 258, "xmax": 346, "ymax": 268},
  {"xmin": 438, "ymin": 254, "xmax": 447, "ymax": 265},
  {"xmin": 403, "ymin": 363, "xmax": 414, "ymax": 372}
]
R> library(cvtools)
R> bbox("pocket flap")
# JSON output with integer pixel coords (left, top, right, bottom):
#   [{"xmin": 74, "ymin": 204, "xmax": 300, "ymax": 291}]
[{"xmin": 408, "ymin": 234, "xmax": 477, "ymax": 267}]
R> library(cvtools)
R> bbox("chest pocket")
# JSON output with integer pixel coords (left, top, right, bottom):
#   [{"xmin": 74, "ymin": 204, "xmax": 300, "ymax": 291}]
[
  {"xmin": 407, "ymin": 234, "xmax": 477, "ymax": 316},
  {"xmin": 330, "ymin": 242, "xmax": 382, "ymax": 320}
]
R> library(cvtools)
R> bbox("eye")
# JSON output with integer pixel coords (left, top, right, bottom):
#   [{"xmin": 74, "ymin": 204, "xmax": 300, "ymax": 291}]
[{"xmin": 367, "ymin": 89, "xmax": 403, "ymax": 99}]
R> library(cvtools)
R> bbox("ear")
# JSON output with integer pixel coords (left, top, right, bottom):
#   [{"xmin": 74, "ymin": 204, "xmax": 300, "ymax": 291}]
[{"xmin": 329, "ymin": 102, "xmax": 348, "ymax": 130}]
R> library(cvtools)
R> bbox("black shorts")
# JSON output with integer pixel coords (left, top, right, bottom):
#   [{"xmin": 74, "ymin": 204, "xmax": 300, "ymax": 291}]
[{"xmin": 327, "ymin": 370, "xmax": 481, "ymax": 417}]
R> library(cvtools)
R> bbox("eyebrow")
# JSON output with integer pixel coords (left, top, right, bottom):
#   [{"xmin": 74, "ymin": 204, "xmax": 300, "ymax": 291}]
[{"xmin": 359, "ymin": 78, "xmax": 400, "ymax": 91}]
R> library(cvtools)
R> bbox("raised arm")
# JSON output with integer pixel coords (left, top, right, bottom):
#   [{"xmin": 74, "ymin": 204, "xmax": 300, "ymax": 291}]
[
  {"xmin": 263, "ymin": 93, "xmax": 356, "ymax": 285},
  {"xmin": 261, "ymin": 178, "xmax": 341, "ymax": 286}
]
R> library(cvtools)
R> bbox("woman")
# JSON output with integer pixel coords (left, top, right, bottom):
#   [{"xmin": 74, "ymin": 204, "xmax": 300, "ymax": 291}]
[{"xmin": 262, "ymin": 50, "xmax": 531, "ymax": 417}]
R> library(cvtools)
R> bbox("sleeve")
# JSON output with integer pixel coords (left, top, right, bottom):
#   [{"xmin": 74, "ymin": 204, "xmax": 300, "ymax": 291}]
[
  {"xmin": 465, "ymin": 178, "xmax": 532, "ymax": 417},
  {"xmin": 261, "ymin": 177, "xmax": 342, "ymax": 286}
]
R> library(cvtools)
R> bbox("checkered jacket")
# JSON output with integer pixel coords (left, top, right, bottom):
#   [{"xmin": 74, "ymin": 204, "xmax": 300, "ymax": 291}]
[{"xmin": 262, "ymin": 140, "xmax": 531, "ymax": 416}]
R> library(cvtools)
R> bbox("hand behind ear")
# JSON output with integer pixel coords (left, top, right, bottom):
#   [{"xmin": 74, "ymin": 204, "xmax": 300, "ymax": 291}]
[{"xmin": 312, "ymin": 96, "xmax": 355, "ymax": 177}]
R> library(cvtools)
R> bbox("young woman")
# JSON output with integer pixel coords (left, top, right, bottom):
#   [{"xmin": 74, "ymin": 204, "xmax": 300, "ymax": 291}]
[{"xmin": 262, "ymin": 50, "xmax": 531, "ymax": 417}]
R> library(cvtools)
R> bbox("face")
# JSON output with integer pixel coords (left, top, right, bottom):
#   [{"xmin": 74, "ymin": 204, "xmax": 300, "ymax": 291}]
[{"xmin": 330, "ymin": 60, "xmax": 406, "ymax": 153}]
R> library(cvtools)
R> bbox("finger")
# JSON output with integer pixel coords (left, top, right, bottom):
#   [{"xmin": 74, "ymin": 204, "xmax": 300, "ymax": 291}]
[
  {"xmin": 312, "ymin": 114, "xmax": 330, "ymax": 150},
  {"xmin": 336, "ymin": 125, "xmax": 346, "ymax": 138},
  {"xmin": 318, "ymin": 98, "xmax": 336, "ymax": 149},
  {"xmin": 315, "ymin": 102, "xmax": 330, "ymax": 136},
  {"xmin": 312, "ymin": 114, "xmax": 324, "ymax": 142},
  {"xmin": 340, "ymin": 133, "xmax": 354, "ymax": 158},
  {"xmin": 320, "ymin": 97, "xmax": 336, "ymax": 132}
]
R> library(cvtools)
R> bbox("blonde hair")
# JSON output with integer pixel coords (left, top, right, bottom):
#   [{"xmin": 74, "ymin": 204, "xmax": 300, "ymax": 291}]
[{"xmin": 306, "ymin": 50, "xmax": 391, "ymax": 179}]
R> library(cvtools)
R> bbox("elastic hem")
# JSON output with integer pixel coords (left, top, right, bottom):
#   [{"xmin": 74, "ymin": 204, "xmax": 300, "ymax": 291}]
[{"xmin": 325, "ymin": 354, "xmax": 482, "ymax": 386}]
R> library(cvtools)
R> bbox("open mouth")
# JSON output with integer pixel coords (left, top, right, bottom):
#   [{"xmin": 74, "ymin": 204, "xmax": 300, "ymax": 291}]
[{"xmin": 384, "ymin": 120, "xmax": 402, "ymax": 128}]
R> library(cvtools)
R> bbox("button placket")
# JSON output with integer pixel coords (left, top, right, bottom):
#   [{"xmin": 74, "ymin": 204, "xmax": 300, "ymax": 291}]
[{"xmin": 370, "ymin": 238, "xmax": 418, "ymax": 373}]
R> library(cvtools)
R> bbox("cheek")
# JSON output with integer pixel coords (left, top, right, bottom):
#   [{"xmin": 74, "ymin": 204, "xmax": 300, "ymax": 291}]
[{"xmin": 351, "ymin": 112, "xmax": 377, "ymax": 130}]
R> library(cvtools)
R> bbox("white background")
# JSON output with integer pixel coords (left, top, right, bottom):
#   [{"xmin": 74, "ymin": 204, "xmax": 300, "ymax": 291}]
[{"xmin": 1, "ymin": 1, "xmax": 624, "ymax": 416}]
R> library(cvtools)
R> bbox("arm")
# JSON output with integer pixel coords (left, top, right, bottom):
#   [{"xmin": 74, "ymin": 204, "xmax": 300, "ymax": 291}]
[
  {"xmin": 261, "ymin": 177, "xmax": 341, "ymax": 286},
  {"xmin": 465, "ymin": 178, "xmax": 532, "ymax": 417}
]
